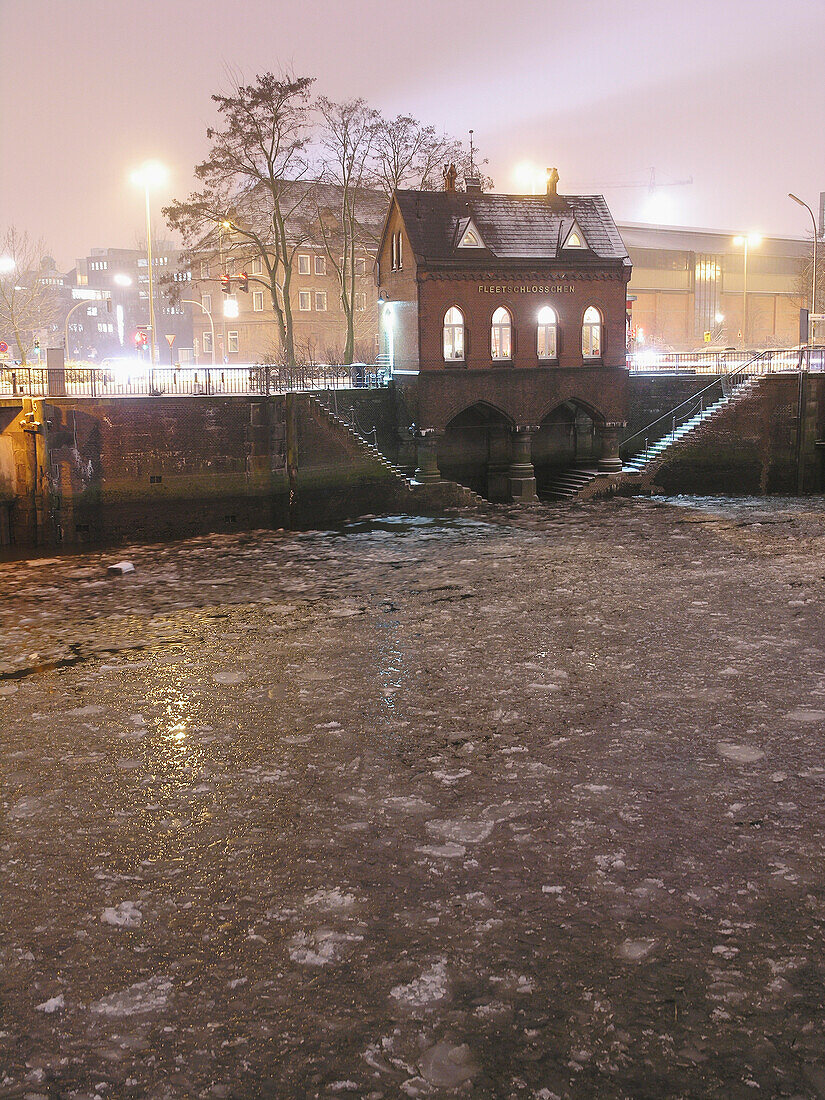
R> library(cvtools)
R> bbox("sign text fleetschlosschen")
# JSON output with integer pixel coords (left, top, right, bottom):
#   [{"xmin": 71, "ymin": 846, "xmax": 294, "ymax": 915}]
[{"xmin": 478, "ymin": 284, "xmax": 575, "ymax": 294}]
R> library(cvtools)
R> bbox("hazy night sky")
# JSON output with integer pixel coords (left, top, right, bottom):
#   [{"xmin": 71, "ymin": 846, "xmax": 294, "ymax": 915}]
[{"xmin": 2, "ymin": 0, "xmax": 824, "ymax": 268}]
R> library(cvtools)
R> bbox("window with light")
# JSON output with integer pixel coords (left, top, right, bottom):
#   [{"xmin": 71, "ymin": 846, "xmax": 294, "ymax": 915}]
[
  {"xmin": 443, "ymin": 306, "xmax": 465, "ymax": 361},
  {"xmin": 582, "ymin": 306, "xmax": 602, "ymax": 358},
  {"xmin": 491, "ymin": 306, "xmax": 512, "ymax": 360},
  {"xmin": 537, "ymin": 305, "xmax": 558, "ymax": 360}
]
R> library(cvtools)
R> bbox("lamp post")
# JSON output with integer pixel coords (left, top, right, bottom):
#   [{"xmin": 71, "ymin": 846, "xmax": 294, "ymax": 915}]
[
  {"xmin": 732, "ymin": 233, "xmax": 762, "ymax": 348},
  {"xmin": 181, "ymin": 299, "xmax": 216, "ymax": 365},
  {"xmin": 131, "ymin": 161, "xmax": 168, "ymax": 367},
  {"xmin": 788, "ymin": 193, "xmax": 817, "ymax": 321}
]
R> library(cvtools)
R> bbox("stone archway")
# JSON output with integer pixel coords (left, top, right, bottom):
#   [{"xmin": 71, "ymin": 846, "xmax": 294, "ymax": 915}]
[
  {"xmin": 440, "ymin": 402, "xmax": 515, "ymax": 500},
  {"xmin": 533, "ymin": 400, "xmax": 603, "ymax": 490}
]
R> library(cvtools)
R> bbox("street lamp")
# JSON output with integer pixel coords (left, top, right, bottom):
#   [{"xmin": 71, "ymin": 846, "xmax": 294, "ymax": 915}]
[
  {"xmin": 131, "ymin": 160, "xmax": 168, "ymax": 367},
  {"xmin": 732, "ymin": 233, "xmax": 762, "ymax": 348},
  {"xmin": 788, "ymin": 193, "xmax": 817, "ymax": 320},
  {"xmin": 0, "ymin": 256, "xmax": 15, "ymax": 275}
]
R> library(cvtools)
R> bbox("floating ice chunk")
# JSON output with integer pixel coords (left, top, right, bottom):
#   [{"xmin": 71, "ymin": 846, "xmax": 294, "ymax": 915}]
[
  {"xmin": 107, "ymin": 561, "xmax": 135, "ymax": 575},
  {"xmin": 419, "ymin": 1040, "xmax": 477, "ymax": 1087},
  {"xmin": 91, "ymin": 976, "xmax": 171, "ymax": 1016},
  {"xmin": 390, "ymin": 960, "xmax": 449, "ymax": 1008},
  {"xmin": 415, "ymin": 843, "xmax": 466, "ymax": 859},
  {"xmin": 9, "ymin": 796, "xmax": 43, "ymax": 819},
  {"xmin": 66, "ymin": 704, "xmax": 105, "ymax": 717},
  {"xmin": 618, "ymin": 938, "xmax": 655, "ymax": 961},
  {"xmin": 785, "ymin": 708, "xmax": 825, "ymax": 723},
  {"xmin": 425, "ymin": 819, "xmax": 493, "ymax": 844},
  {"xmin": 212, "ymin": 670, "xmax": 248, "ymax": 685},
  {"xmin": 101, "ymin": 901, "xmax": 142, "ymax": 928},
  {"xmin": 716, "ymin": 743, "xmax": 765, "ymax": 764},
  {"xmin": 288, "ymin": 929, "xmax": 363, "ymax": 966},
  {"xmin": 0, "ymin": 683, "xmax": 18, "ymax": 696},
  {"xmin": 542, "ymin": 885, "xmax": 564, "ymax": 895},
  {"xmin": 36, "ymin": 994, "xmax": 64, "ymax": 1013},
  {"xmin": 304, "ymin": 888, "xmax": 357, "ymax": 912}
]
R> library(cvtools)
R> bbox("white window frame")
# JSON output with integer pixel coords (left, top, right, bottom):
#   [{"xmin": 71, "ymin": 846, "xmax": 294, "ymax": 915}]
[
  {"xmin": 314, "ymin": 255, "xmax": 326, "ymax": 276},
  {"xmin": 582, "ymin": 306, "xmax": 603, "ymax": 359},
  {"xmin": 252, "ymin": 290, "xmax": 264, "ymax": 312},
  {"xmin": 250, "ymin": 256, "xmax": 263, "ymax": 275},
  {"xmin": 355, "ymin": 257, "xmax": 366, "ymax": 275},
  {"xmin": 298, "ymin": 290, "xmax": 311, "ymax": 311},
  {"xmin": 203, "ymin": 331, "xmax": 213, "ymax": 353},
  {"xmin": 227, "ymin": 331, "xmax": 239, "ymax": 354},
  {"xmin": 443, "ymin": 306, "xmax": 465, "ymax": 362},
  {"xmin": 202, "ymin": 293, "xmax": 212, "ymax": 313},
  {"xmin": 298, "ymin": 254, "xmax": 310, "ymax": 275},
  {"xmin": 315, "ymin": 291, "xmax": 327, "ymax": 312},
  {"xmin": 200, "ymin": 260, "xmax": 209, "ymax": 279},
  {"xmin": 355, "ymin": 292, "xmax": 367, "ymax": 312},
  {"xmin": 491, "ymin": 306, "xmax": 512, "ymax": 360},
  {"xmin": 537, "ymin": 305, "xmax": 559, "ymax": 360}
]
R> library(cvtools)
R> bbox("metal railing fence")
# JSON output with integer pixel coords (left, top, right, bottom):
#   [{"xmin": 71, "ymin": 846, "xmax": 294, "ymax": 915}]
[
  {"xmin": 0, "ymin": 362, "xmax": 391, "ymax": 399},
  {"xmin": 627, "ymin": 347, "xmax": 822, "ymax": 373}
]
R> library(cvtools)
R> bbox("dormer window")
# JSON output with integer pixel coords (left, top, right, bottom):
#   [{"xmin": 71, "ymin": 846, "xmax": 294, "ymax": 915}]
[
  {"xmin": 562, "ymin": 221, "xmax": 589, "ymax": 250},
  {"xmin": 456, "ymin": 218, "xmax": 486, "ymax": 250}
]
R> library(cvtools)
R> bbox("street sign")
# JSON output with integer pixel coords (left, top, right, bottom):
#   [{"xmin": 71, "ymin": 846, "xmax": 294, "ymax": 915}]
[
  {"xmin": 165, "ymin": 334, "xmax": 176, "ymax": 347},
  {"xmin": 0, "ymin": 341, "xmax": 8, "ymax": 353},
  {"xmin": 703, "ymin": 331, "xmax": 711, "ymax": 343},
  {"xmin": 809, "ymin": 314, "xmax": 825, "ymax": 322}
]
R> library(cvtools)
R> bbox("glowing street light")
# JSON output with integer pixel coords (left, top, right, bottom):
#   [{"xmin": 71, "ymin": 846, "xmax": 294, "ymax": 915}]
[
  {"xmin": 131, "ymin": 160, "xmax": 168, "ymax": 366},
  {"xmin": 732, "ymin": 233, "xmax": 762, "ymax": 348},
  {"xmin": 113, "ymin": 273, "xmax": 133, "ymax": 287},
  {"xmin": 513, "ymin": 162, "xmax": 546, "ymax": 195},
  {"xmin": 788, "ymin": 193, "xmax": 817, "ymax": 320},
  {"xmin": 0, "ymin": 256, "xmax": 15, "ymax": 275}
]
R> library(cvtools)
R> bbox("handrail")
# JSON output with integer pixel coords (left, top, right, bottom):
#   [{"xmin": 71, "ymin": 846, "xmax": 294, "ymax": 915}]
[{"xmin": 620, "ymin": 350, "xmax": 767, "ymax": 456}]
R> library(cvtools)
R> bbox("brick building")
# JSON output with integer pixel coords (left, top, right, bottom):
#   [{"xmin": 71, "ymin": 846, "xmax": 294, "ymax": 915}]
[{"xmin": 376, "ymin": 171, "xmax": 631, "ymax": 500}]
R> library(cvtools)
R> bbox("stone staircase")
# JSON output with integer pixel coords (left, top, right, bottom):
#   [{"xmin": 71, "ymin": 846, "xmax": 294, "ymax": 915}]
[
  {"xmin": 310, "ymin": 396, "xmax": 487, "ymax": 508},
  {"xmin": 539, "ymin": 464, "xmax": 602, "ymax": 502},
  {"xmin": 621, "ymin": 377, "xmax": 758, "ymax": 476}
]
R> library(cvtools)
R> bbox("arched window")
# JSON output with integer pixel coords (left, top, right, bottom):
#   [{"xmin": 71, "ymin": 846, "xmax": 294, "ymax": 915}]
[
  {"xmin": 537, "ymin": 305, "xmax": 558, "ymax": 360},
  {"xmin": 582, "ymin": 306, "xmax": 603, "ymax": 358},
  {"xmin": 491, "ymin": 306, "xmax": 512, "ymax": 360},
  {"xmin": 443, "ymin": 306, "xmax": 465, "ymax": 361}
]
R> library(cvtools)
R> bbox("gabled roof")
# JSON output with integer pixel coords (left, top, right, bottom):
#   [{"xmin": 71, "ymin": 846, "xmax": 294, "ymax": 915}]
[{"xmin": 393, "ymin": 190, "xmax": 629, "ymax": 264}]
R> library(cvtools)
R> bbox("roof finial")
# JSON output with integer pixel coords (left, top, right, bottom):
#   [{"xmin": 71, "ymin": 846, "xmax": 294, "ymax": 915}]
[
  {"xmin": 469, "ymin": 130, "xmax": 475, "ymax": 177},
  {"xmin": 547, "ymin": 167, "xmax": 560, "ymax": 199}
]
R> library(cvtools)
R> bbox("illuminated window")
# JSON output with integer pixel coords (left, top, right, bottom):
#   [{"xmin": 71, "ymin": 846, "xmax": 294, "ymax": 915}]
[
  {"xmin": 397, "ymin": 232, "xmax": 402, "ymax": 269},
  {"xmin": 582, "ymin": 306, "xmax": 602, "ymax": 358},
  {"xmin": 252, "ymin": 290, "xmax": 264, "ymax": 312},
  {"xmin": 314, "ymin": 255, "xmax": 326, "ymax": 276},
  {"xmin": 457, "ymin": 220, "xmax": 485, "ymax": 249},
  {"xmin": 227, "ymin": 331, "xmax": 239, "ymax": 353},
  {"xmin": 391, "ymin": 231, "xmax": 403, "ymax": 271},
  {"xmin": 315, "ymin": 291, "xmax": 327, "ymax": 311},
  {"xmin": 298, "ymin": 254, "xmax": 310, "ymax": 275},
  {"xmin": 298, "ymin": 290, "xmax": 311, "ymax": 311},
  {"xmin": 491, "ymin": 306, "xmax": 512, "ymax": 360},
  {"xmin": 443, "ymin": 306, "xmax": 465, "ymax": 361},
  {"xmin": 562, "ymin": 222, "xmax": 588, "ymax": 250},
  {"xmin": 537, "ymin": 305, "xmax": 558, "ymax": 360}
]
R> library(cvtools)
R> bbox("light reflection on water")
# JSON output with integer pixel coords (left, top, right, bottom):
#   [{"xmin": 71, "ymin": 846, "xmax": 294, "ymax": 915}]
[{"xmin": 654, "ymin": 494, "xmax": 825, "ymax": 520}]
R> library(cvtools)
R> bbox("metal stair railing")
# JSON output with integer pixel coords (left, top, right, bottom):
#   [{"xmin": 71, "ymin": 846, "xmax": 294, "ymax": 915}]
[{"xmin": 620, "ymin": 350, "xmax": 768, "ymax": 462}]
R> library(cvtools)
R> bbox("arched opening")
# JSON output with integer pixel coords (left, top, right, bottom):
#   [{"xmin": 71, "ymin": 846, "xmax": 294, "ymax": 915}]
[
  {"xmin": 443, "ymin": 306, "xmax": 465, "ymax": 361},
  {"xmin": 440, "ymin": 402, "xmax": 514, "ymax": 500},
  {"xmin": 532, "ymin": 400, "xmax": 602, "ymax": 491},
  {"xmin": 537, "ymin": 305, "xmax": 559, "ymax": 360},
  {"xmin": 491, "ymin": 306, "xmax": 512, "ymax": 360},
  {"xmin": 582, "ymin": 305, "xmax": 603, "ymax": 359}
]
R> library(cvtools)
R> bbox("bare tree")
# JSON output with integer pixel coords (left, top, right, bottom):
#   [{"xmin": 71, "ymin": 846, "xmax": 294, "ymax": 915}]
[
  {"xmin": 0, "ymin": 228, "xmax": 61, "ymax": 365},
  {"xmin": 372, "ymin": 115, "xmax": 466, "ymax": 196},
  {"xmin": 164, "ymin": 71, "xmax": 315, "ymax": 367},
  {"xmin": 313, "ymin": 97, "xmax": 383, "ymax": 367}
]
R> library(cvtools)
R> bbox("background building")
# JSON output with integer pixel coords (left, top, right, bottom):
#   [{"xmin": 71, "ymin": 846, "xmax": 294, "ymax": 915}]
[{"xmin": 620, "ymin": 223, "xmax": 809, "ymax": 351}]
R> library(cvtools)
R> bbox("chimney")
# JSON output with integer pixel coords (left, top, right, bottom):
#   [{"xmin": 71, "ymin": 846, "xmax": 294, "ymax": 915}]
[
  {"xmin": 464, "ymin": 174, "xmax": 483, "ymax": 196},
  {"xmin": 546, "ymin": 167, "xmax": 560, "ymax": 199},
  {"xmin": 443, "ymin": 163, "xmax": 458, "ymax": 193}
]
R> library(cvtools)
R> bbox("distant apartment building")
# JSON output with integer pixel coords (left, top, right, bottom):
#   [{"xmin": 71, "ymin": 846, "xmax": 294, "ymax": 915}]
[
  {"xmin": 67, "ymin": 245, "xmax": 192, "ymax": 362},
  {"xmin": 190, "ymin": 244, "xmax": 378, "ymax": 366},
  {"xmin": 620, "ymin": 223, "xmax": 809, "ymax": 351}
]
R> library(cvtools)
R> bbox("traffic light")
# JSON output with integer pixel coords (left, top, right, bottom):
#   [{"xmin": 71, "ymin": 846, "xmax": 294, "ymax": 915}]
[
  {"xmin": 220, "ymin": 274, "xmax": 231, "ymax": 294},
  {"xmin": 238, "ymin": 272, "xmax": 249, "ymax": 293},
  {"xmin": 134, "ymin": 329, "xmax": 148, "ymax": 348},
  {"xmin": 33, "ymin": 339, "xmax": 40, "ymax": 350}
]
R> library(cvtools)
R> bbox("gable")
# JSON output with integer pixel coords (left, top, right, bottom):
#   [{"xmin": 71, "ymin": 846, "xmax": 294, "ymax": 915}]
[
  {"xmin": 455, "ymin": 217, "xmax": 487, "ymax": 250},
  {"xmin": 562, "ymin": 220, "xmax": 589, "ymax": 250}
]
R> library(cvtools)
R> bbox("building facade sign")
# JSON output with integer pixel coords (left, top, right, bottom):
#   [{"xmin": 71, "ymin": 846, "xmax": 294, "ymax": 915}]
[{"xmin": 478, "ymin": 283, "xmax": 576, "ymax": 294}]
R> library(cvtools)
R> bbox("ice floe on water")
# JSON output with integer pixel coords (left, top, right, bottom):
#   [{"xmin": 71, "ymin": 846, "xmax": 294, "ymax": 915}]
[
  {"xmin": 418, "ymin": 1040, "xmax": 477, "ymax": 1087},
  {"xmin": 618, "ymin": 939, "xmax": 656, "ymax": 961},
  {"xmin": 288, "ymin": 929, "xmax": 364, "ymax": 966},
  {"xmin": 415, "ymin": 842, "xmax": 466, "ymax": 858},
  {"xmin": 425, "ymin": 819, "xmax": 494, "ymax": 844},
  {"xmin": 390, "ymin": 960, "xmax": 449, "ymax": 1008},
  {"xmin": 35, "ymin": 994, "xmax": 65, "ymax": 1013},
  {"xmin": 101, "ymin": 900, "xmax": 142, "ymax": 928},
  {"xmin": 90, "ymin": 976, "xmax": 172, "ymax": 1016},
  {"xmin": 716, "ymin": 742, "xmax": 766, "ymax": 763},
  {"xmin": 304, "ymin": 887, "xmax": 357, "ymax": 912}
]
